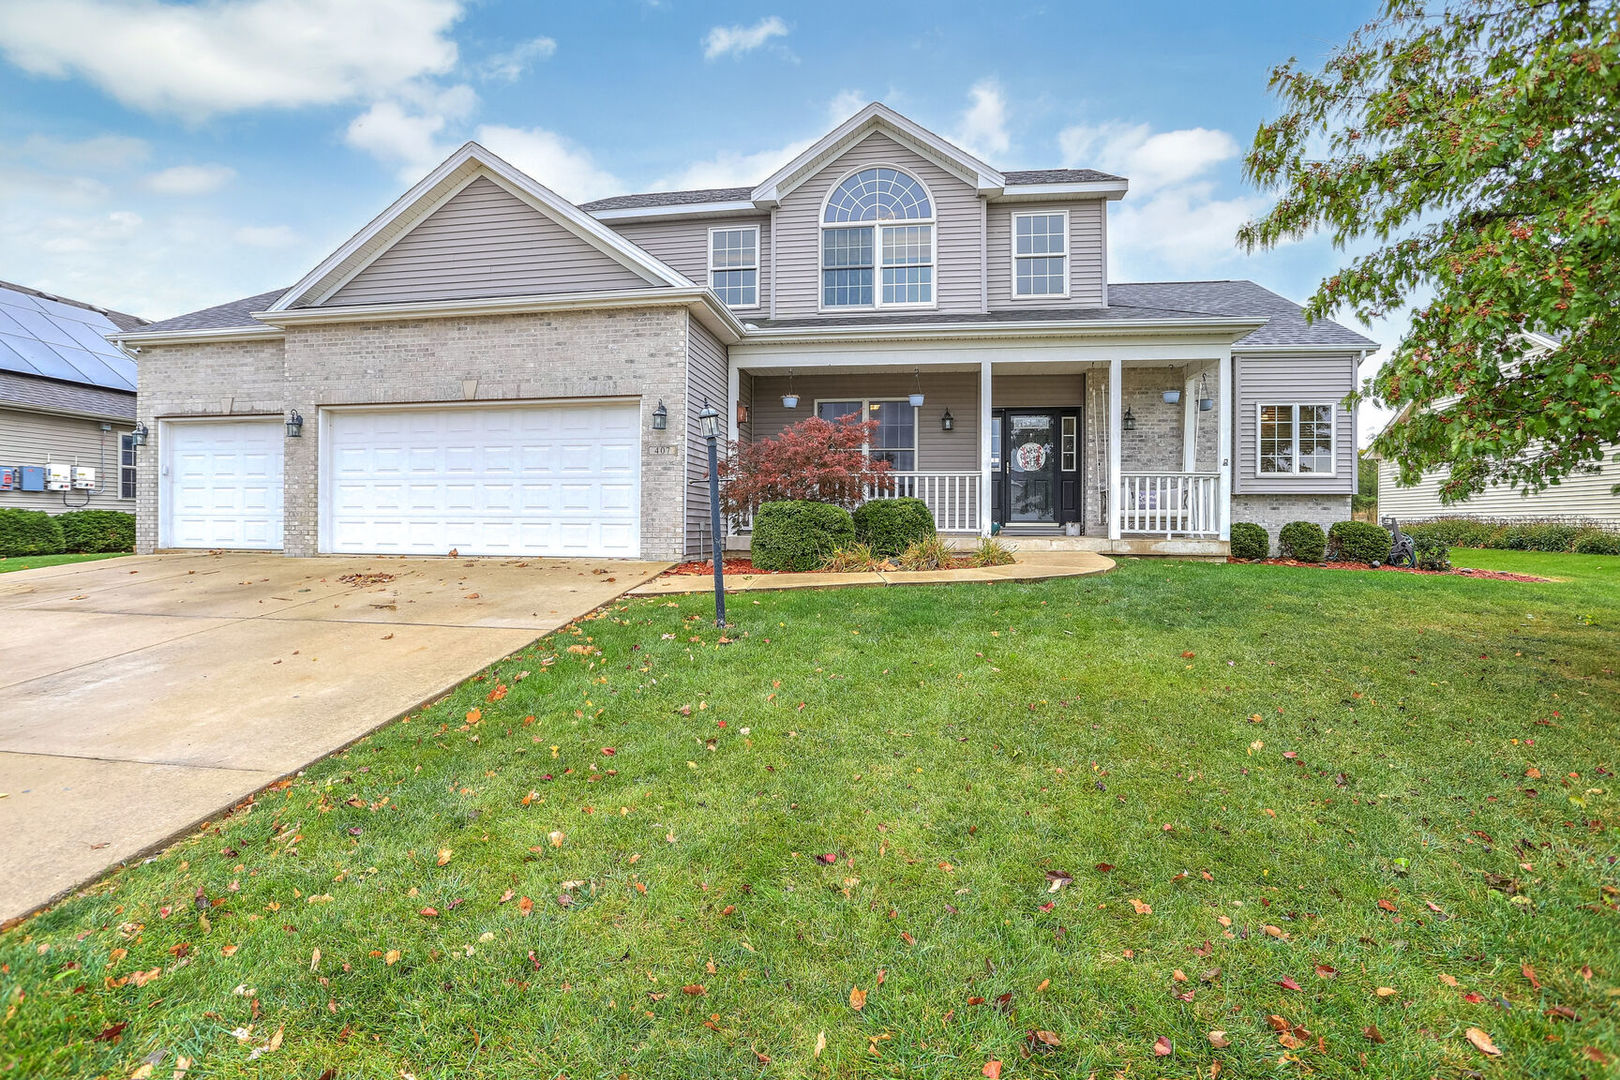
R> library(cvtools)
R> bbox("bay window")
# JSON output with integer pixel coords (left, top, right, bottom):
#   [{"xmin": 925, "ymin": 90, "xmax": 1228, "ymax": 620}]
[{"xmin": 821, "ymin": 167, "xmax": 934, "ymax": 309}]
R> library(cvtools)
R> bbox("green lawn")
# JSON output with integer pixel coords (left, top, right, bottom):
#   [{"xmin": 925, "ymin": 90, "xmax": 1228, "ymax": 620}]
[
  {"xmin": 3, "ymin": 552, "xmax": 1616, "ymax": 1078},
  {"xmin": 0, "ymin": 551, "xmax": 129, "ymax": 574}
]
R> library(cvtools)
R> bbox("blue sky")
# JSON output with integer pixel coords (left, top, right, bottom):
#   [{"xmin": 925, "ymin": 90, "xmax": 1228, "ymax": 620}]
[{"xmin": 0, "ymin": 0, "xmax": 1397, "ymax": 435}]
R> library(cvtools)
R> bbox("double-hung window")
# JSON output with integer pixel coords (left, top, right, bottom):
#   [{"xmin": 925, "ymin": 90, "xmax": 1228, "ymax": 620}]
[
  {"xmin": 709, "ymin": 225, "xmax": 759, "ymax": 308},
  {"xmin": 1258, "ymin": 403, "xmax": 1335, "ymax": 475},
  {"xmin": 1012, "ymin": 211, "xmax": 1068, "ymax": 298},
  {"xmin": 821, "ymin": 167, "xmax": 934, "ymax": 309},
  {"xmin": 119, "ymin": 433, "xmax": 137, "ymax": 498},
  {"xmin": 816, "ymin": 399, "xmax": 917, "ymax": 471}
]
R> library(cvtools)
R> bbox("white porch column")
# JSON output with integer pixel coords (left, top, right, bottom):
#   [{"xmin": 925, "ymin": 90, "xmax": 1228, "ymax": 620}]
[
  {"xmin": 1181, "ymin": 365, "xmax": 1198, "ymax": 472},
  {"xmin": 1217, "ymin": 349, "xmax": 1233, "ymax": 540},
  {"xmin": 979, "ymin": 358, "xmax": 993, "ymax": 536},
  {"xmin": 1107, "ymin": 355, "xmax": 1122, "ymax": 542},
  {"xmin": 726, "ymin": 361, "xmax": 740, "ymax": 446}
]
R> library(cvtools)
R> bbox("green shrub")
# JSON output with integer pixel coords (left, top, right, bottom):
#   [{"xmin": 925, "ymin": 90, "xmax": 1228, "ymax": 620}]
[
  {"xmin": 1403, "ymin": 518, "xmax": 1501, "ymax": 549},
  {"xmin": 1277, "ymin": 520, "xmax": 1326, "ymax": 563},
  {"xmin": 967, "ymin": 537, "xmax": 1016, "ymax": 567},
  {"xmin": 0, "ymin": 509, "xmax": 66, "ymax": 557},
  {"xmin": 1572, "ymin": 528, "xmax": 1620, "ymax": 555},
  {"xmin": 894, "ymin": 535, "xmax": 956, "ymax": 571},
  {"xmin": 57, "ymin": 509, "xmax": 135, "ymax": 553},
  {"xmin": 1228, "ymin": 522, "xmax": 1269, "ymax": 561},
  {"xmin": 750, "ymin": 500, "xmax": 855, "ymax": 572},
  {"xmin": 1327, "ymin": 520, "xmax": 1393, "ymax": 565},
  {"xmin": 852, "ymin": 497, "xmax": 936, "ymax": 556},
  {"xmin": 819, "ymin": 543, "xmax": 880, "ymax": 573},
  {"xmin": 1413, "ymin": 535, "xmax": 1452, "ymax": 571}
]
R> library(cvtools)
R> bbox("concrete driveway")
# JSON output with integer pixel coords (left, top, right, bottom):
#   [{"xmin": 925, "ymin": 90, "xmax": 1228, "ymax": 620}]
[{"xmin": 0, "ymin": 551, "xmax": 667, "ymax": 923}]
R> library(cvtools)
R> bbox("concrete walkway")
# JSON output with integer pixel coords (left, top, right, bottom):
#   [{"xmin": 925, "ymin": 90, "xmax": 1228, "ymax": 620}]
[
  {"xmin": 0, "ymin": 551, "xmax": 666, "ymax": 924},
  {"xmin": 626, "ymin": 550, "xmax": 1112, "ymax": 595}
]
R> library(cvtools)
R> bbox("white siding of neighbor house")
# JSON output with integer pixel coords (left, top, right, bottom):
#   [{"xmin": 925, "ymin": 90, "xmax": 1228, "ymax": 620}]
[
  {"xmin": 685, "ymin": 315, "xmax": 728, "ymax": 556},
  {"xmin": 326, "ymin": 176, "xmax": 656, "ymax": 306},
  {"xmin": 0, "ymin": 407, "xmax": 135, "ymax": 513},
  {"xmin": 1232, "ymin": 352, "xmax": 1358, "ymax": 496},
  {"xmin": 772, "ymin": 132, "xmax": 985, "ymax": 318},
  {"xmin": 1377, "ymin": 451, "xmax": 1620, "ymax": 527},
  {"xmin": 986, "ymin": 200, "xmax": 1107, "ymax": 309},
  {"xmin": 610, "ymin": 216, "xmax": 772, "ymax": 315}
]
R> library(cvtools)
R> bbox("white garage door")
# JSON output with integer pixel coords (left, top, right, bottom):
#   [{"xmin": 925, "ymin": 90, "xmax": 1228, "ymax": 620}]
[
  {"xmin": 162, "ymin": 419, "xmax": 285, "ymax": 549},
  {"xmin": 322, "ymin": 403, "xmax": 641, "ymax": 557}
]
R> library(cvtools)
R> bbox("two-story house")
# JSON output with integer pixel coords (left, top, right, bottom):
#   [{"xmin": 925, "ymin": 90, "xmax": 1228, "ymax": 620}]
[{"xmin": 116, "ymin": 103, "xmax": 1375, "ymax": 560}]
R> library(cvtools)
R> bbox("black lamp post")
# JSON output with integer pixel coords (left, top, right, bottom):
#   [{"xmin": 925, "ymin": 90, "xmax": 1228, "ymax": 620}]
[{"xmin": 698, "ymin": 399, "xmax": 726, "ymax": 629}]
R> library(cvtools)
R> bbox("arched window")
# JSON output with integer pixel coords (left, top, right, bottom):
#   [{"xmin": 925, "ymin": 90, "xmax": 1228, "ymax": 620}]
[{"xmin": 821, "ymin": 167, "xmax": 935, "ymax": 308}]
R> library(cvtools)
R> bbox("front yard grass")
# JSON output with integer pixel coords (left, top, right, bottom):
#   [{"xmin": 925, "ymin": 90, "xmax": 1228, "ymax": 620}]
[
  {"xmin": 0, "ymin": 551, "xmax": 128, "ymax": 574},
  {"xmin": 3, "ymin": 552, "xmax": 1616, "ymax": 1078}
]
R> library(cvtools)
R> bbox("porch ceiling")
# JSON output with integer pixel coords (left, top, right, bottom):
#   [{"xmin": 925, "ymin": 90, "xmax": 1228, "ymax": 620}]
[{"xmin": 738, "ymin": 358, "xmax": 1206, "ymax": 377}]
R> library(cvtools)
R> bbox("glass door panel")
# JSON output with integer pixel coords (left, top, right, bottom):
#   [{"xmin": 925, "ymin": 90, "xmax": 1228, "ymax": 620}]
[{"xmin": 1006, "ymin": 411, "xmax": 1058, "ymax": 523}]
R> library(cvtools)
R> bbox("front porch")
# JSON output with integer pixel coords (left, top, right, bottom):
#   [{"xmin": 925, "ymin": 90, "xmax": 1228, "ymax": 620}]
[{"xmin": 724, "ymin": 352, "xmax": 1234, "ymax": 556}]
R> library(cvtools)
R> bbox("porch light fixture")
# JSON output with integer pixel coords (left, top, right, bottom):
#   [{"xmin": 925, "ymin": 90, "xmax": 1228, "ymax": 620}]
[
  {"xmin": 285, "ymin": 410, "xmax": 304, "ymax": 438},
  {"xmin": 735, "ymin": 403, "xmax": 749, "ymax": 426},
  {"xmin": 1122, "ymin": 407, "xmax": 1136, "ymax": 432},
  {"xmin": 129, "ymin": 421, "xmax": 148, "ymax": 447},
  {"xmin": 651, "ymin": 400, "xmax": 668, "ymax": 430},
  {"xmin": 1199, "ymin": 374, "xmax": 1215, "ymax": 412},
  {"xmin": 940, "ymin": 408, "xmax": 954, "ymax": 432},
  {"xmin": 697, "ymin": 398, "xmax": 726, "ymax": 630},
  {"xmin": 1163, "ymin": 388, "xmax": 1182, "ymax": 405},
  {"xmin": 908, "ymin": 367, "xmax": 925, "ymax": 407},
  {"xmin": 781, "ymin": 369, "xmax": 799, "ymax": 409}
]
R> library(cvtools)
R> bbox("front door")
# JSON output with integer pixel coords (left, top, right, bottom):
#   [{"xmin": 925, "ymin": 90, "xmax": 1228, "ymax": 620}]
[{"xmin": 993, "ymin": 408, "xmax": 1081, "ymax": 529}]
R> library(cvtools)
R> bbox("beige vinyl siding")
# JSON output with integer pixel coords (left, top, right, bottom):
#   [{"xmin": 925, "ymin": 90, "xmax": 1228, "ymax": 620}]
[
  {"xmin": 685, "ymin": 315, "xmax": 728, "ymax": 556},
  {"xmin": 1377, "ymin": 451, "xmax": 1620, "ymax": 527},
  {"xmin": 992, "ymin": 373, "xmax": 1085, "ymax": 405},
  {"xmin": 609, "ymin": 216, "xmax": 771, "ymax": 314},
  {"xmin": 772, "ymin": 132, "xmax": 984, "ymax": 318},
  {"xmin": 326, "ymin": 176, "xmax": 656, "ymax": 306},
  {"xmin": 0, "ymin": 406, "xmax": 134, "ymax": 513},
  {"xmin": 1233, "ymin": 353, "xmax": 1357, "ymax": 495},
  {"xmin": 986, "ymin": 200, "xmax": 1107, "ymax": 309},
  {"xmin": 748, "ymin": 371, "xmax": 979, "ymax": 473}
]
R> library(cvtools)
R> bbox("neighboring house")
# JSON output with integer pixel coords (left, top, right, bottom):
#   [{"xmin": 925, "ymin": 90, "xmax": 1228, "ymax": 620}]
[
  {"xmin": 118, "ymin": 103, "xmax": 1375, "ymax": 560},
  {"xmin": 1374, "ymin": 332, "xmax": 1619, "ymax": 527},
  {"xmin": 0, "ymin": 280, "xmax": 144, "ymax": 514}
]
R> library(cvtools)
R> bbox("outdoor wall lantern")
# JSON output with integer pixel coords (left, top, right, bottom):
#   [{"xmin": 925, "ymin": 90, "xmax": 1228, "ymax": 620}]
[
  {"xmin": 285, "ymin": 410, "xmax": 304, "ymax": 438},
  {"xmin": 651, "ymin": 400, "xmax": 668, "ymax": 430},
  {"xmin": 129, "ymin": 421, "xmax": 148, "ymax": 447},
  {"xmin": 781, "ymin": 369, "xmax": 799, "ymax": 409},
  {"xmin": 1122, "ymin": 407, "xmax": 1136, "ymax": 432},
  {"xmin": 908, "ymin": 367, "xmax": 925, "ymax": 407},
  {"xmin": 1199, "ymin": 374, "xmax": 1215, "ymax": 411},
  {"xmin": 1163, "ymin": 388, "xmax": 1182, "ymax": 405},
  {"xmin": 940, "ymin": 408, "xmax": 954, "ymax": 432},
  {"xmin": 736, "ymin": 403, "xmax": 749, "ymax": 426}
]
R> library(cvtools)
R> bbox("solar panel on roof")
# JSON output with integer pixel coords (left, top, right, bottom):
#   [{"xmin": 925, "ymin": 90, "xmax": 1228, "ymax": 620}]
[{"xmin": 0, "ymin": 282, "xmax": 137, "ymax": 392}]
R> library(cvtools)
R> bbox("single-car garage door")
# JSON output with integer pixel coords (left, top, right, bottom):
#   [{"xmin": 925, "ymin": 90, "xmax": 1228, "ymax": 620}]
[
  {"xmin": 162, "ymin": 419, "xmax": 285, "ymax": 549},
  {"xmin": 322, "ymin": 402, "xmax": 641, "ymax": 557}
]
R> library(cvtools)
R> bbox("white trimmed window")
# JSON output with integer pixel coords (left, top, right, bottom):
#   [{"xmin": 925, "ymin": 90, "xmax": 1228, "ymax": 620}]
[
  {"xmin": 821, "ymin": 167, "xmax": 934, "ymax": 309},
  {"xmin": 1012, "ymin": 211, "xmax": 1068, "ymax": 298},
  {"xmin": 1258, "ymin": 403, "xmax": 1335, "ymax": 475},
  {"xmin": 815, "ymin": 398, "xmax": 917, "ymax": 470},
  {"xmin": 709, "ymin": 225, "xmax": 759, "ymax": 308},
  {"xmin": 119, "ymin": 433, "xmax": 137, "ymax": 498}
]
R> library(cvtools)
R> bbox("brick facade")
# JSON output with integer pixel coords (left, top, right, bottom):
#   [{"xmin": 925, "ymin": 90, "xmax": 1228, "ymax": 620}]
[
  {"xmin": 1231, "ymin": 493, "xmax": 1352, "ymax": 545},
  {"xmin": 134, "ymin": 307, "xmax": 694, "ymax": 559}
]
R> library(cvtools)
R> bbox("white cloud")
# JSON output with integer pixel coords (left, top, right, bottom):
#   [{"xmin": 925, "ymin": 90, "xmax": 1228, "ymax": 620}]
[
  {"xmin": 345, "ymin": 83, "xmax": 477, "ymax": 180},
  {"xmin": 951, "ymin": 79, "xmax": 1009, "ymax": 159},
  {"xmin": 18, "ymin": 133, "xmax": 149, "ymax": 171},
  {"xmin": 474, "ymin": 124, "xmax": 623, "ymax": 203},
  {"xmin": 233, "ymin": 224, "xmax": 298, "ymax": 247},
  {"xmin": 478, "ymin": 36, "xmax": 557, "ymax": 82},
  {"xmin": 656, "ymin": 138, "xmax": 814, "ymax": 191},
  {"xmin": 1058, "ymin": 122, "xmax": 1240, "ymax": 195},
  {"xmin": 0, "ymin": 0, "xmax": 463, "ymax": 119},
  {"xmin": 702, "ymin": 16, "xmax": 787, "ymax": 60},
  {"xmin": 145, "ymin": 163, "xmax": 236, "ymax": 196},
  {"xmin": 827, "ymin": 89, "xmax": 866, "ymax": 124}
]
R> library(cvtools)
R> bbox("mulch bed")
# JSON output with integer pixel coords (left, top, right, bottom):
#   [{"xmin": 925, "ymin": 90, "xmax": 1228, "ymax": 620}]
[{"xmin": 1239, "ymin": 558, "xmax": 1550, "ymax": 582}]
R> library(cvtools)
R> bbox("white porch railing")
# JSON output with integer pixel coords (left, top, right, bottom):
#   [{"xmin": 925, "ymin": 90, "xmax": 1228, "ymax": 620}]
[
  {"xmin": 1120, "ymin": 471, "xmax": 1220, "ymax": 537},
  {"xmin": 727, "ymin": 471, "xmax": 981, "ymax": 534}
]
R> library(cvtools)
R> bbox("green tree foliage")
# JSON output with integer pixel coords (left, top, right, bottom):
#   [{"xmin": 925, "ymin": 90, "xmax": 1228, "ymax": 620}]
[
  {"xmin": 1241, "ymin": 1, "xmax": 1620, "ymax": 501},
  {"xmin": 1353, "ymin": 452, "xmax": 1380, "ymax": 515}
]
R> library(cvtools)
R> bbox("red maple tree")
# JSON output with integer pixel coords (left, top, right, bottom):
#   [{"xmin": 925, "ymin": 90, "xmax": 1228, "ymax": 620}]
[{"xmin": 719, "ymin": 414, "xmax": 893, "ymax": 516}]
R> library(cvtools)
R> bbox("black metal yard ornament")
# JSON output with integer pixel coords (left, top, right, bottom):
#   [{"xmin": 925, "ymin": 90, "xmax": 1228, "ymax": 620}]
[{"xmin": 699, "ymin": 398, "xmax": 726, "ymax": 629}]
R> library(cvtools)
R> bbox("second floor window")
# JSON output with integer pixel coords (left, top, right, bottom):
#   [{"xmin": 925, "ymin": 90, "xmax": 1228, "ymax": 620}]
[
  {"xmin": 1013, "ymin": 211, "xmax": 1068, "ymax": 298},
  {"xmin": 709, "ymin": 226, "xmax": 759, "ymax": 307},
  {"xmin": 822, "ymin": 167, "xmax": 934, "ymax": 309}
]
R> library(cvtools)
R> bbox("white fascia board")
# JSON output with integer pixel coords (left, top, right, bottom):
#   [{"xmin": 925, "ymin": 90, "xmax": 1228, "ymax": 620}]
[
  {"xmin": 995, "ymin": 181, "xmax": 1130, "ymax": 202},
  {"xmin": 1234, "ymin": 344, "xmax": 1379, "ymax": 356},
  {"xmin": 588, "ymin": 201, "xmax": 758, "ymax": 222},
  {"xmin": 270, "ymin": 142, "xmax": 694, "ymax": 312},
  {"xmin": 740, "ymin": 316, "xmax": 1267, "ymax": 345},
  {"xmin": 112, "ymin": 325, "xmax": 284, "ymax": 347}
]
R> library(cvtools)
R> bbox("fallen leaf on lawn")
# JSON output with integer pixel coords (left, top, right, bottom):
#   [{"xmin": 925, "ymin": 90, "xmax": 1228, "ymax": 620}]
[
  {"xmin": 1094, "ymin": 862, "xmax": 1115, "ymax": 873},
  {"xmin": 1525, "ymin": 767, "xmax": 1541, "ymax": 779},
  {"xmin": 1584, "ymin": 1046, "xmax": 1613, "ymax": 1066},
  {"xmin": 1266, "ymin": 1015, "xmax": 1289, "ymax": 1032},
  {"xmin": 384, "ymin": 950, "xmax": 401, "ymax": 966},
  {"xmin": 1464, "ymin": 1027, "xmax": 1502, "ymax": 1056},
  {"xmin": 1208, "ymin": 1030, "xmax": 1230, "ymax": 1048},
  {"xmin": 1363, "ymin": 1024, "xmax": 1385, "ymax": 1044},
  {"xmin": 310, "ymin": 948, "xmax": 321, "ymax": 971},
  {"xmin": 1030, "ymin": 1030, "xmax": 1060, "ymax": 1048},
  {"xmin": 548, "ymin": 830, "xmax": 566, "ymax": 848},
  {"xmin": 1172, "ymin": 969, "xmax": 1187, "ymax": 982},
  {"xmin": 174, "ymin": 1055, "xmax": 193, "ymax": 1078},
  {"xmin": 1315, "ymin": 964, "xmax": 1337, "ymax": 979},
  {"xmin": 1277, "ymin": 977, "xmax": 1302, "ymax": 992},
  {"xmin": 517, "ymin": 896, "xmax": 534, "ymax": 917},
  {"xmin": 1035, "ymin": 978, "xmax": 1050, "ymax": 992},
  {"xmin": 1545, "ymin": 1005, "xmax": 1577, "ymax": 1021},
  {"xmin": 1377, "ymin": 898, "xmax": 1397, "ymax": 912},
  {"xmin": 1217, "ymin": 915, "xmax": 1232, "ymax": 927},
  {"xmin": 814, "ymin": 1031, "xmax": 826, "ymax": 1058},
  {"xmin": 682, "ymin": 984, "xmax": 706, "ymax": 996},
  {"xmin": 419, "ymin": 907, "xmax": 438, "ymax": 918},
  {"xmin": 1153, "ymin": 1036, "xmax": 1173, "ymax": 1057},
  {"xmin": 1438, "ymin": 973, "xmax": 1459, "ymax": 987},
  {"xmin": 1045, "ymin": 870, "xmax": 1073, "ymax": 892},
  {"xmin": 1129, "ymin": 899, "xmax": 1152, "ymax": 915},
  {"xmin": 901, "ymin": 931, "xmax": 915, "ymax": 946},
  {"xmin": 130, "ymin": 1065, "xmax": 153, "ymax": 1079},
  {"xmin": 1375, "ymin": 986, "xmax": 1398, "ymax": 998},
  {"xmin": 981, "ymin": 1062, "xmax": 1002, "ymax": 1079},
  {"xmin": 436, "ymin": 848, "xmax": 453, "ymax": 866},
  {"xmin": 1278, "ymin": 1032, "xmax": 1305, "ymax": 1050},
  {"xmin": 1263, "ymin": 924, "xmax": 1288, "ymax": 940},
  {"xmin": 1522, "ymin": 963, "xmax": 1541, "ymax": 989},
  {"xmin": 92, "ymin": 1021, "xmax": 127, "ymax": 1042},
  {"xmin": 849, "ymin": 986, "xmax": 867, "ymax": 1010}
]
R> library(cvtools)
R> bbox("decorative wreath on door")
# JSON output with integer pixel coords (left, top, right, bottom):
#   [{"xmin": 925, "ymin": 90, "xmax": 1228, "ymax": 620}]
[{"xmin": 1013, "ymin": 441, "xmax": 1050, "ymax": 472}]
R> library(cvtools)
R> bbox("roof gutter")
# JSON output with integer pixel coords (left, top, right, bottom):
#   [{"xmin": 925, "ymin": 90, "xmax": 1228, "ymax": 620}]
[
  {"xmin": 110, "ymin": 325, "xmax": 285, "ymax": 348},
  {"xmin": 736, "ymin": 315, "xmax": 1268, "ymax": 345}
]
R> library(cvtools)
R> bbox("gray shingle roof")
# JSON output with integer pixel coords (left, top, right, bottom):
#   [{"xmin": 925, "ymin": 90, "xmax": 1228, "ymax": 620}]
[
  {"xmin": 0, "ymin": 369, "xmax": 134, "ymax": 419},
  {"xmin": 1107, "ymin": 281, "xmax": 1377, "ymax": 347},
  {"xmin": 580, "ymin": 169, "xmax": 1127, "ymax": 212},
  {"xmin": 1003, "ymin": 168, "xmax": 1125, "ymax": 184},
  {"xmin": 135, "ymin": 288, "xmax": 288, "ymax": 334}
]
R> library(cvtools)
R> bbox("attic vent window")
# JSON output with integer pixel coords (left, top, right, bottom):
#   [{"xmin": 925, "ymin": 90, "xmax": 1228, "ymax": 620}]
[{"xmin": 822, "ymin": 167, "xmax": 934, "ymax": 309}]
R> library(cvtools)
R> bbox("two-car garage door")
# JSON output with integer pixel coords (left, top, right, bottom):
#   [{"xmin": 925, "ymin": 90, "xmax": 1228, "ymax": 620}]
[
  {"xmin": 160, "ymin": 402, "xmax": 642, "ymax": 557},
  {"xmin": 322, "ymin": 403, "xmax": 641, "ymax": 557}
]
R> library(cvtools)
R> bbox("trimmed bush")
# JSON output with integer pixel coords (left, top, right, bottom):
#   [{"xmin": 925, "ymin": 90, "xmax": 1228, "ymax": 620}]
[
  {"xmin": 1413, "ymin": 535, "xmax": 1452, "ymax": 571},
  {"xmin": 1327, "ymin": 520, "xmax": 1393, "ymax": 565},
  {"xmin": 852, "ymin": 497, "xmax": 936, "ymax": 556},
  {"xmin": 58, "ymin": 509, "xmax": 135, "ymax": 553},
  {"xmin": 0, "ymin": 509, "xmax": 66, "ymax": 557},
  {"xmin": 1573, "ymin": 529, "xmax": 1620, "ymax": 555},
  {"xmin": 1229, "ymin": 522, "xmax": 1269, "ymax": 561},
  {"xmin": 1402, "ymin": 516, "xmax": 1620, "ymax": 554},
  {"xmin": 750, "ymin": 500, "xmax": 855, "ymax": 572},
  {"xmin": 1277, "ymin": 520, "xmax": 1326, "ymax": 563}
]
